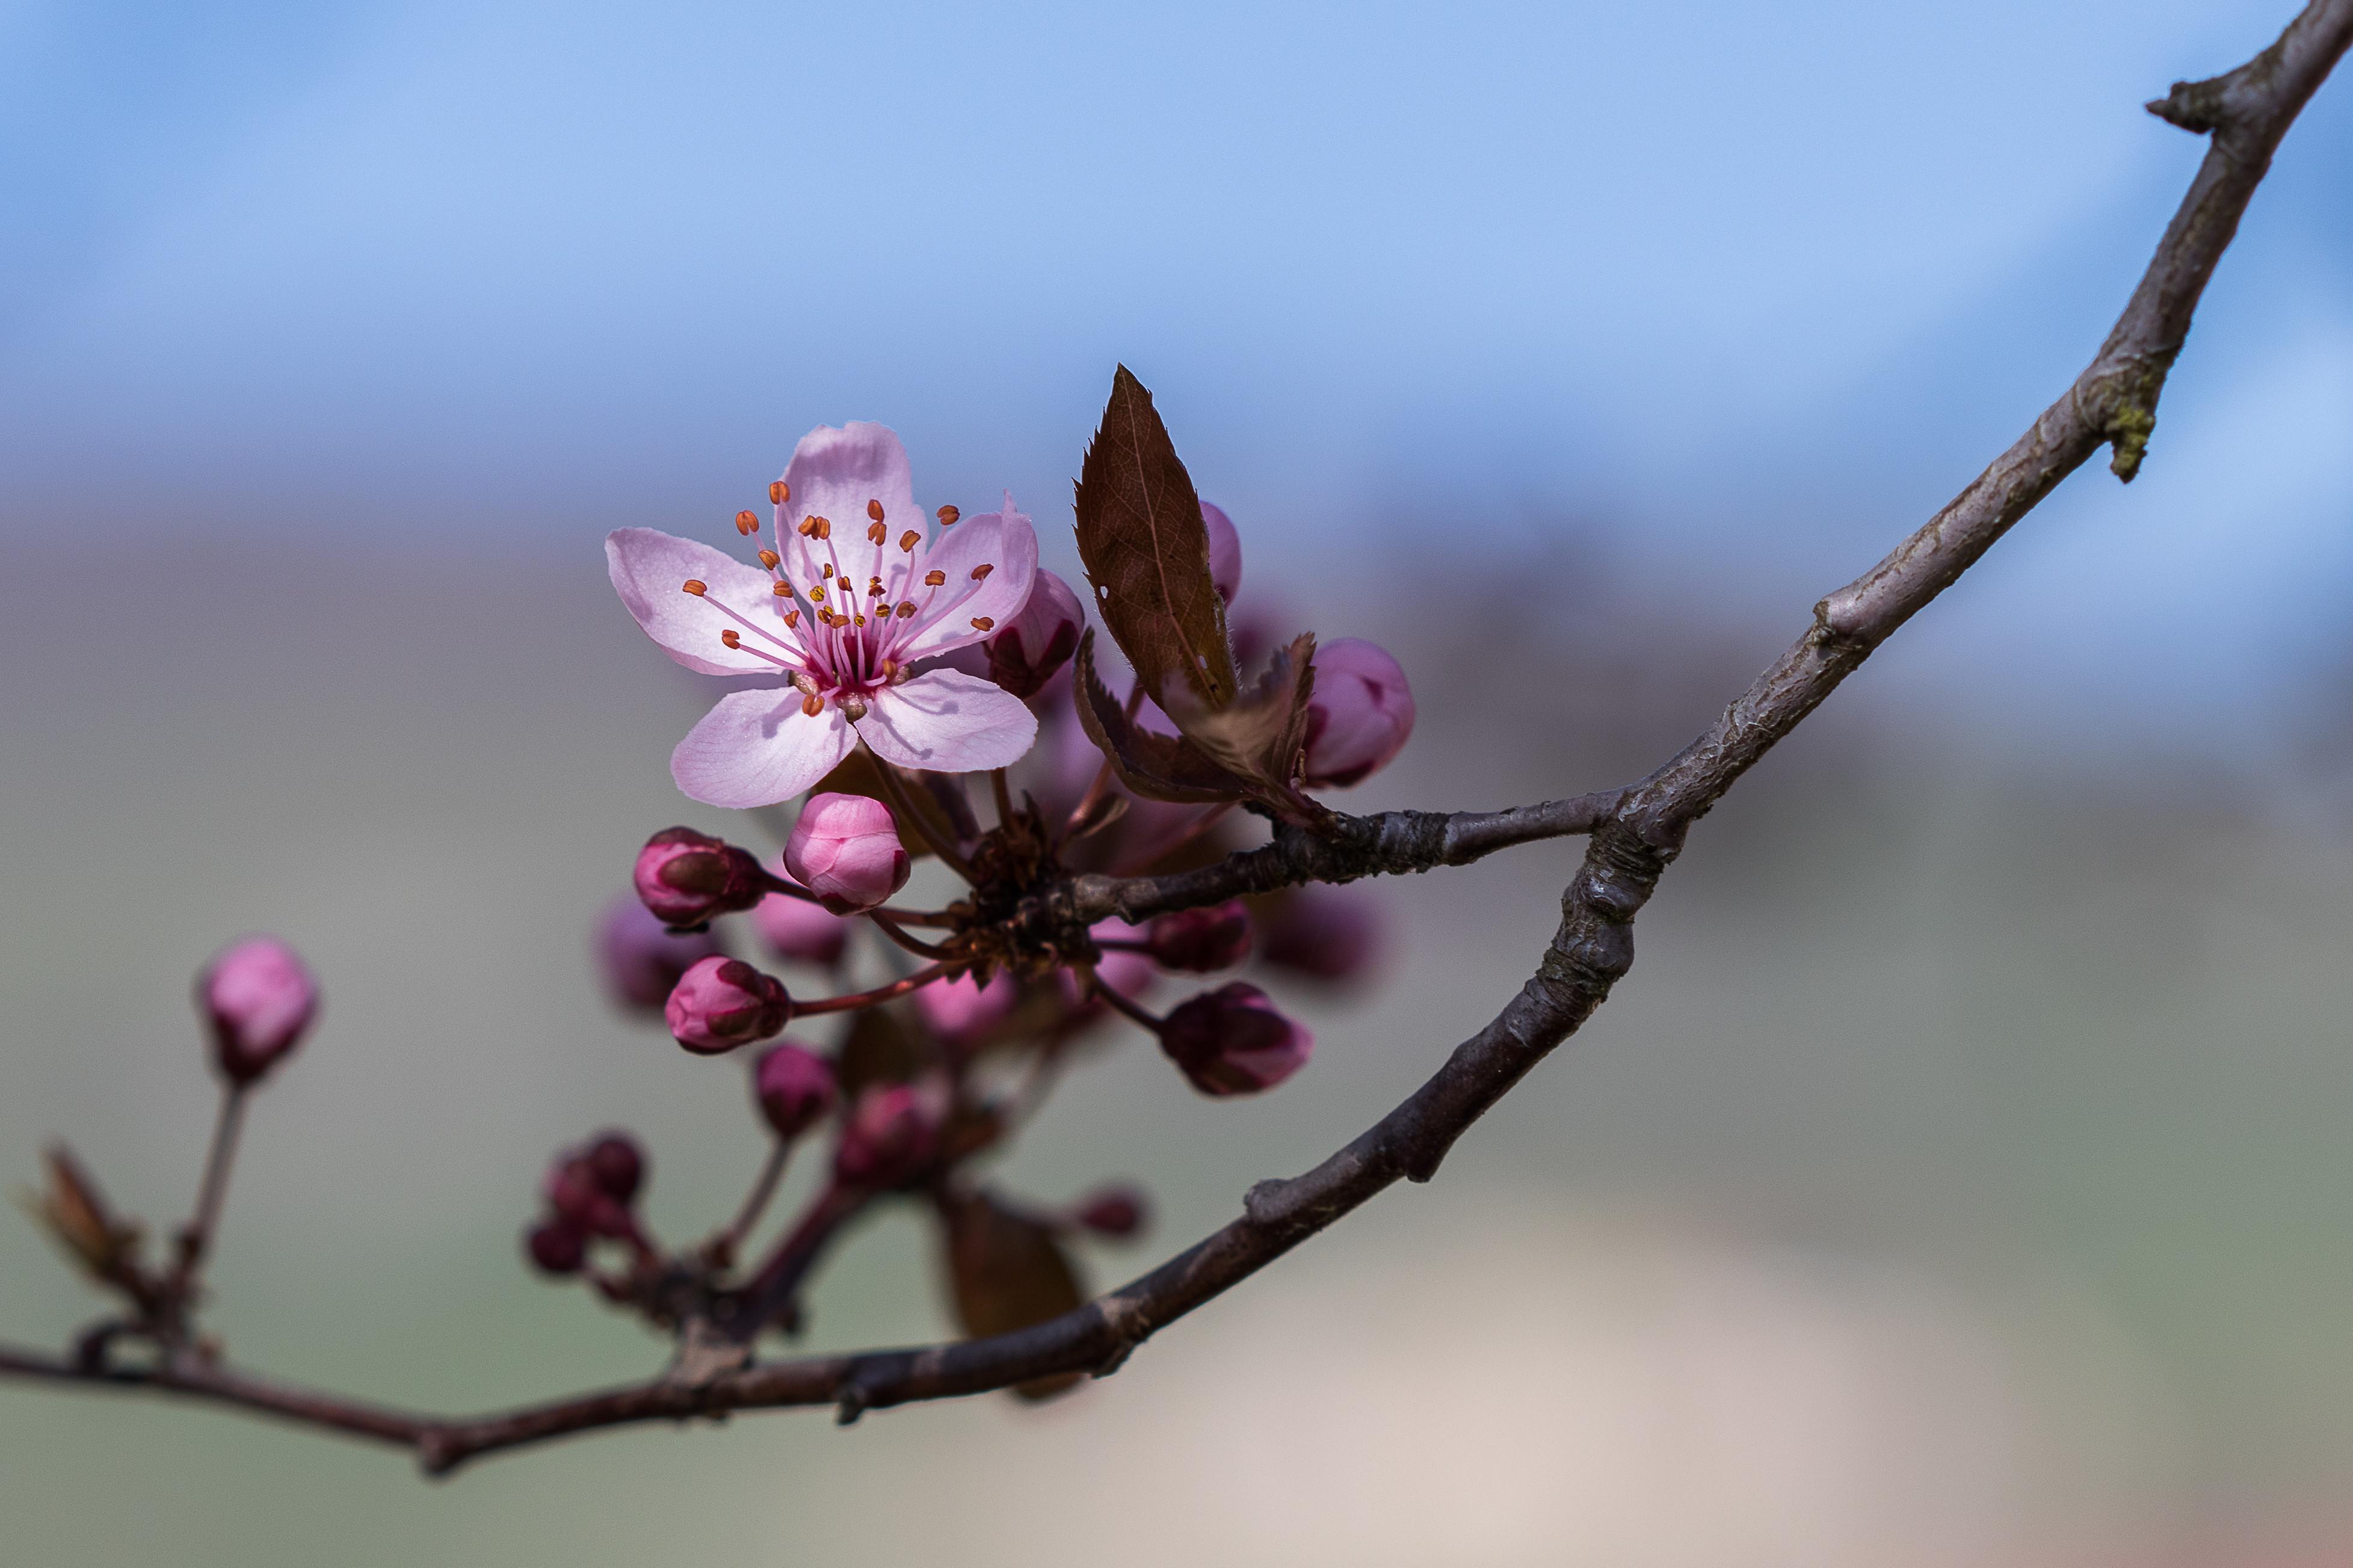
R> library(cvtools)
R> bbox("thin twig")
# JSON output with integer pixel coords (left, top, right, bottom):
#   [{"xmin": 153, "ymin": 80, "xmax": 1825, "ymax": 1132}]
[
  {"xmin": 5, "ymin": 0, "xmax": 2346, "ymax": 1479},
  {"xmin": 170, "ymin": 1085, "xmax": 248, "ymax": 1293}
]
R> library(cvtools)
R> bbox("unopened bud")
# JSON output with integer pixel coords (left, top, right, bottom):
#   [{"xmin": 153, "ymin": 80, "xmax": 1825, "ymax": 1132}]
[
  {"xmin": 1200, "ymin": 500, "xmax": 1242, "ymax": 605},
  {"xmin": 541, "ymin": 1152, "xmax": 636, "ymax": 1239},
  {"xmin": 665, "ymin": 956, "xmax": 792, "ymax": 1054},
  {"xmin": 784, "ymin": 793, "xmax": 911, "ymax": 914},
  {"xmin": 1144, "ymin": 900, "xmax": 1253, "ymax": 972},
  {"xmin": 1301, "ymin": 638, "xmax": 1415, "ymax": 788},
  {"xmin": 753, "ymin": 1042, "xmax": 837, "ymax": 1140},
  {"xmin": 984, "ymin": 568, "xmax": 1084, "ymax": 699},
  {"xmin": 751, "ymin": 890, "xmax": 850, "ymax": 967},
  {"xmin": 1158, "ymin": 982, "xmax": 1313, "ymax": 1096},
  {"xmin": 1260, "ymin": 885, "xmax": 1383, "ymax": 982},
  {"xmin": 525, "ymin": 1218, "xmax": 587, "ymax": 1276},
  {"xmin": 596, "ymin": 894, "xmax": 726, "ymax": 1012},
  {"xmin": 833, "ymin": 1083, "xmax": 940, "ymax": 1187},
  {"xmin": 1073, "ymin": 1183, "xmax": 1150, "ymax": 1240},
  {"xmin": 197, "ymin": 936, "xmax": 318, "ymax": 1085},
  {"xmin": 584, "ymin": 1131, "xmax": 645, "ymax": 1204},
  {"xmin": 634, "ymin": 826, "xmax": 768, "ymax": 928}
]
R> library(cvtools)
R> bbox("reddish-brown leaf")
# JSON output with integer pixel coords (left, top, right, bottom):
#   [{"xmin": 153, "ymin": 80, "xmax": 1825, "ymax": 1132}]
[
  {"xmin": 1164, "ymin": 632, "xmax": 1318, "ymax": 795},
  {"xmin": 1071, "ymin": 630, "xmax": 1248, "ymax": 806},
  {"xmin": 939, "ymin": 1190, "xmax": 1087, "ymax": 1401},
  {"xmin": 1073, "ymin": 367, "xmax": 1238, "ymax": 710}
]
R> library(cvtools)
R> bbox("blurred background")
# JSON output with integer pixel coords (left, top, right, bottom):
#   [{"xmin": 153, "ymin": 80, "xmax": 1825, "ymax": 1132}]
[{"xmin": 4, "ymin": 0, "xmax": 2353, "ymax": 1562}]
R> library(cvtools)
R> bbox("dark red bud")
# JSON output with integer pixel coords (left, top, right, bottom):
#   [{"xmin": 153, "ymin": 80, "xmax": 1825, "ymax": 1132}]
[
  {"xmin": 753, "ymin": 1043, "xmax": 837, "ymax": 1140},
  {"xmin": 1157, "ymin": 982, "xmax": 1313, "ymax": 1097},
  {"xmin": 584, "ymin": 1132, "xmax": 645, "ymax": 1204},
  {"xmin": 525, "ymin": 1218, "xmax": 587, "ymax": 1275},
  {"xmin": 1260, "ymin": 886, "xmax": 1384, "ymax": 983},
  {"xmin": 1143, "ymin": 900, "xmax": 1253, "ymax": 973},
  {"xmin": 833, "ymin": 1083, "xmax": 940, "ymax": 1188},
  {"xmin": 1073, "ymin": 1184, "xmax": 1149, "ymax": 1240}
]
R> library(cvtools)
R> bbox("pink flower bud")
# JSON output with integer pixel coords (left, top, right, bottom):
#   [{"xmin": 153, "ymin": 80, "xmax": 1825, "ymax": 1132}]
[
  {"xmin": 525, "ymin": 1219, "xmax": 587, "ymax": 1276},
  {"xmin": 198, "ymin": 936, "xmax": 318, "ymax": 1085},
  {"xmin": 596, "ymin": 894, "xmax": 726, "ymax": 1013},
  {"xmin": 1260, "ymin": 885, "xmax": 1384, "ymax": 982},
  {"xmin": 986, "ymin": 568, "xmax": 1085, "ymax": 699},
  {"xmin": 833, "ymin": 1083, "xmax": 940, "ymax": 1187},
  {"xmin": 1158, "ymin": 982, "xmax": 1313, "ymax": 1097},
  {"xmin": 1144, "ymin": 900, "xmax": 1253, "ymax": 972},
  {"xmin": 1302, "ymin": 638, "xmax": 1414, "ymax": 788},
  {"xmin": 1200, "ymin": 500, "xmax": 1242, "ymax": 604},
  {"xmin": 1073, "ymin": 1183, "xmax": 1149, "ymax": 1240},
  {"xmin": 750, "ymin": 890, "xmax": 850, "ymax": 968},
  {"xmin": 913, "ymin": 968, "xmax": 1020, "ymax": 1047},
  {"xmin": 752, "ymin": 1043, "xmax": 837, "ymax": 1140},
  {"xmin": 634, "ymin": 826, "xmax": 767, "ymax": 928},
  {"xmin": 785, "ymin": 793, "xmax": 911, "ymax": 914},
  {"xmin": 664, "ymin": 955, "xmax": 791, "ymax": 1054}
]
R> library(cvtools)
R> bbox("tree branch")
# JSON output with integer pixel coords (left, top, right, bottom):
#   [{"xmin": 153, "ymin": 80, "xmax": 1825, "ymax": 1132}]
[{"xmin": 6, "ymin": 0, "xmax": 2346, "ymax": 1479}]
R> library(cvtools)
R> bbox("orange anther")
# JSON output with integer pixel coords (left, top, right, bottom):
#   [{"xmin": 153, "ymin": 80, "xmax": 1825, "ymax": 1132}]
[
  {"xmin": 757, "ymin": 549, "xmax": 779, "ymax": 570},
  {"xmin": 895, "ymin": 600, "xmax": 916, "ymax": 618},
  {"xmin": 898, "ymin": 530, "xmax": 920, "ymax": 552},
  {"xmin": 971, "ymin": 616, "xmax": 995, "ymax": 632},
  {"xmin": 721, "ymin": 629, "xmax": 742, "ymax": 648},
  {"xmin": 801, "ymin": 694, "xmax": 824, "ymax": 718},
  {"xmin": 681, "ymin": 579, "xmax": 708, "ymax": 596},
  {"xmin": 970, "ymin": 563, "xmax": 994, "ymax": 581},
  {"xmin": 735, "ymin": 509, "xmax": 759, "ymax": 535},
  {"xmin": 936, "ymin": 505, "xmax": 960, "ymax": 526},
  {"xmin": 924, "ymin": 570, "xmax": 946, "ymax": 587},
  {"xmin": 867, "ymin": 520, "xmax": 887, "ymax": 545},
  {"xmin": 770, "ymin": 481, "xmax": 789, "ymax": 505},
  {"xmin": 866, "ymin": 499, "xmax": 884, "ymax": 521}
]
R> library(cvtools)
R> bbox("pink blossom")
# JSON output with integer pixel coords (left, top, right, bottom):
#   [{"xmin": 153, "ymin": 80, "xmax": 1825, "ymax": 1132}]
[
  {"xmin": 750, "ymin": 890, "xmax": 850, "ymax": 968},
  {"xmin": 608, "ymin": 423, "xmax": 1040, "ymax": 809},
  {"xmin": 984, "ymin": 568, "xmax": 1084, "ymax": 699},
  {"xmin": 664, "ymin": 955, "xmax": 791, "ymax": 1055},
  {"xmin": 1303, "ymin": 637, "xmax": 1415, "ymax": 788},
  {"xmin": 1157, "ymin": 982, "xmax": 1313, "ymax": 1096},
  {"xmin": 198, "ymin": 936, "xmax": 318, "ymax": 1084},
  {"xmin": 1200, "ymin": 500, "xmax": 1242, "ymax": 604},
  {"xmin": 784, "ymin": 792, "xmax": 911, "ymax": 914}
]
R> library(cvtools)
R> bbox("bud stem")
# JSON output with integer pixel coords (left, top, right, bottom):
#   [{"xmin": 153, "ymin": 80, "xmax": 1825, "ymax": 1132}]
[
  {"xmin": 866, "ymin": 909, "xmax": 954, "ymax": 959},
  {"xmin": 1090, "ymin": 975, "xmax": 1166, "ymax": 1033},
  {"xmin": 711, "ymin": 1139, "xmax": 792, "ymax": 1266},
  {"xmin": 171, "ymin": 1084, "xmax": 249, "ymax": 1297},
  {"xmin": 792, "ymin": 962, "xmax": 957, "ymax": 1018}
]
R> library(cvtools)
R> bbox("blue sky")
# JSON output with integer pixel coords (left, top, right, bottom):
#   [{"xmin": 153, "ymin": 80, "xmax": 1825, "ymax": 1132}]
[{"xmin": 2, "ymin": 0, "xmax": 2348, "ymax": 745}]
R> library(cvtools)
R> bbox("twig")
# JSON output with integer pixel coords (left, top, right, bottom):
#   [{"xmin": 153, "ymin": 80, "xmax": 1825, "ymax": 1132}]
[
  {"xmin": 170, "ymin": 1084, "xmax": 248, "ymax": 1294},
  {"xmin": 5, "ymin": 0, "xmax": 2346, "ymax": 1478},
  {"xmin": 791, "ymin": 963, "xmax": 955, "ymax": 1018}
]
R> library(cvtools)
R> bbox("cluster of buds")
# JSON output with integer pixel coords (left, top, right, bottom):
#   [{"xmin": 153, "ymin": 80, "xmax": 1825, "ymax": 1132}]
[{"xmin": 526, "ymin": 1132, "xmax": 651, "ymax": 1276}]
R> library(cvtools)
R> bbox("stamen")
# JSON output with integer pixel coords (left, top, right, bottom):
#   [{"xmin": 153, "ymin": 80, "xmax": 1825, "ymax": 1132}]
[
  {"xmin": 809, "ymin": 584, "xmax": 827, "ymax": 602},
  {"xmin": 757, "ymin": 549, "xmax": 779, "ymax": 570},
  {"xmin": 721, "ymin": 629, "xmax": 741, "ymax": 648},
  {"xmin": 970, "ymin": 563, "xmax": 995, "ymax": 581},
  {"xmin": 867, "ymin": 576, "xmax": 884, "ymax": 596},
  {"xmin": 898, "ymin": 530, "xmax": 920, "ymax": 553},
  {"xmin": 797, "ymin": 517, "xmax": 817, "ymax": 537},
  {"xmin": 735, "ymin": 509, "xmax": 759, "ymax": 536},
  {"xmin": 801, "ymin": 695, "xmax": 824, "ymax": 718},
  {"xmin": 936, "ymin": 505, "xmax": 960, "ymax": 526},
  {"xmin": 813, "ymin": 517, "xmax": 831, "ymax": 541},
  {"xmin": 866, "ymin": 499, "xmax": 884, "ymax": 522},
  {"xmin": 783, "ymin": 609, "xmax": 801, "ymax": 629},
  {"xmin": 821, "ymin": 562, "xmax": 834, "ymax": 579},
  {"xmin": 842, "ymin": 696, "xmax": 868, "ymax": 720},
  {"xmin": 895, "ymin": 601, "xmax": 916, "ymax": 618},
  {"xmin": 792, "ymin": 671, "xmax": 820, "ymax": 696},
  {"xmin": 924, "ymin": 570, "xmax": 946, "ymax": 587},
  {"xmin": 771, "ymin": 481, "xmax": 789, "ymax": 505},
  {"xmin": 681, "ymin": 579, "xmax": 708, "ymax": 597},
  {"xmin": 971, "ymin": 616, "xmax": 995, "ymax": 632},
  {"xmin": 866, "ymin": 520, "xmax": 887, "ymax": 546}
]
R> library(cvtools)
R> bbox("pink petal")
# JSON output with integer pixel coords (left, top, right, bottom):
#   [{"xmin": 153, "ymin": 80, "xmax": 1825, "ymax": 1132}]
[
  {"xmin": 774, "ymin": 422, "xmax": 921, "ymax": 593},
  {"xmin": 893, "ymin": 495, "xmax": 1040, "ymax": 662},
  {"xmin": 672, "ymin": 687, "xmax": 858, "ymax": 808},
  {"xmin": 856, "ymin": 669, "xmax": 1037, "ymax": 773},
  {"xmin": 608, "ymin": 529, "xmax": 799, "ymax": 678}
]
